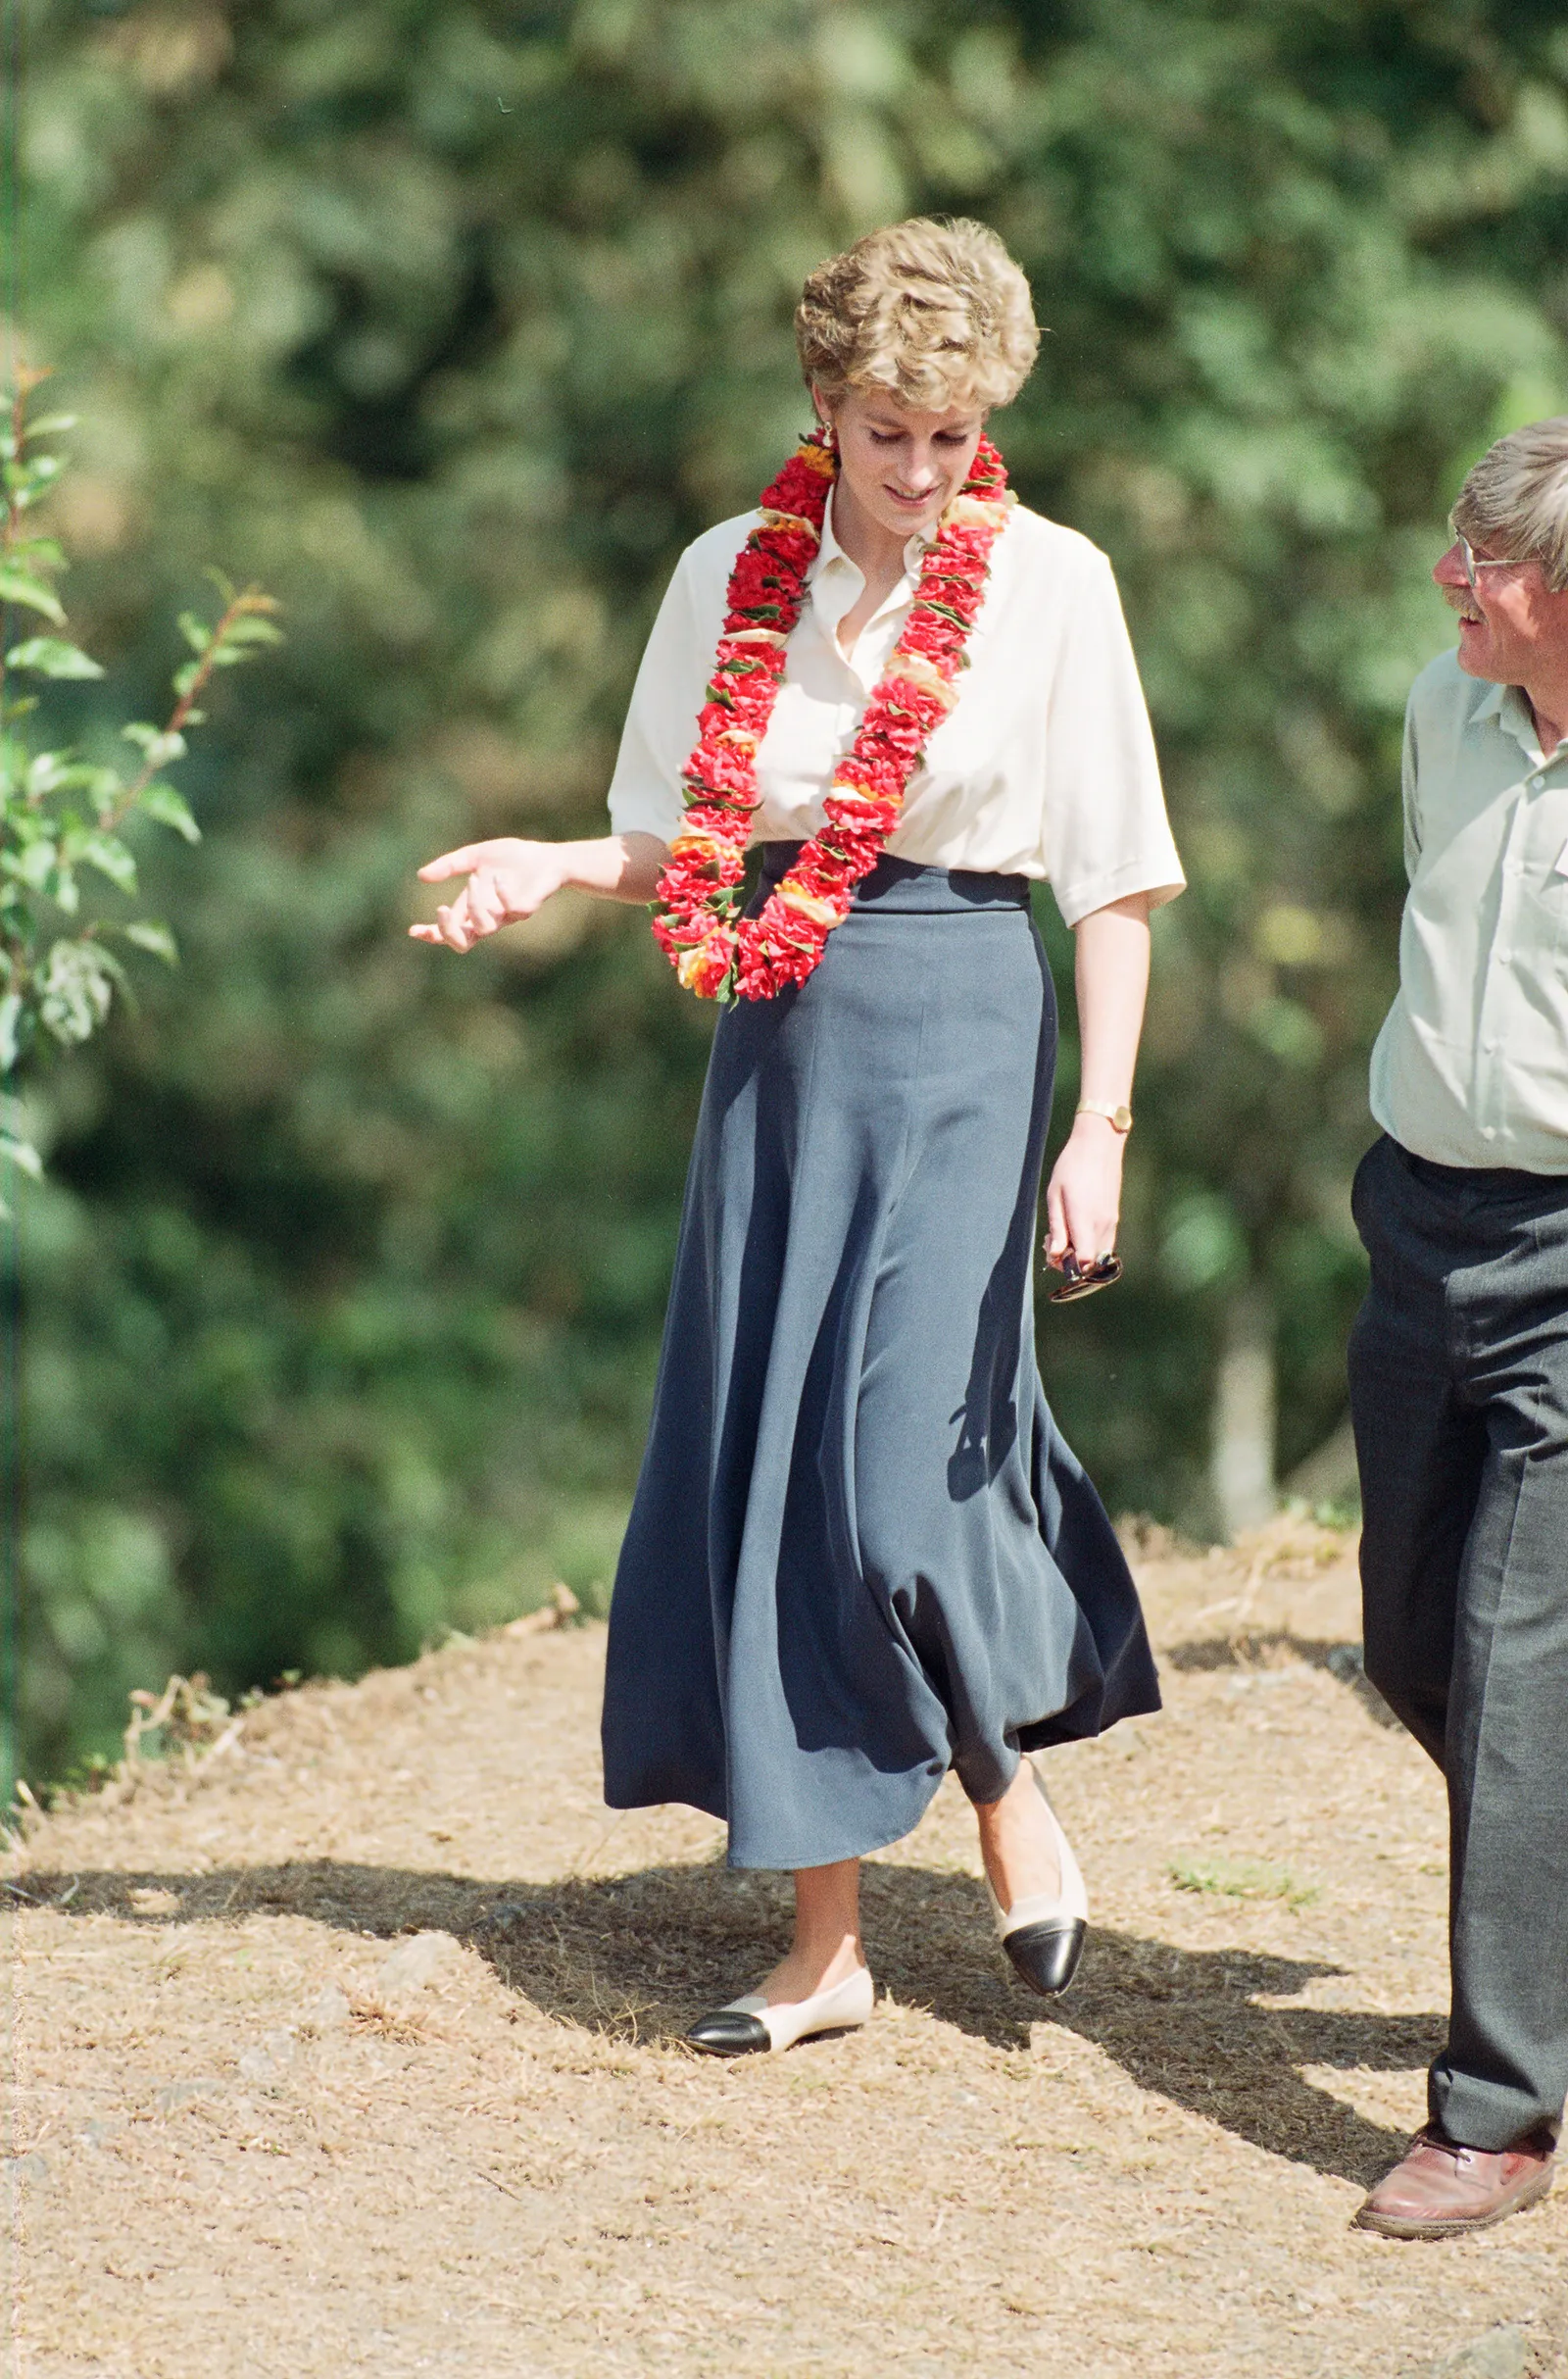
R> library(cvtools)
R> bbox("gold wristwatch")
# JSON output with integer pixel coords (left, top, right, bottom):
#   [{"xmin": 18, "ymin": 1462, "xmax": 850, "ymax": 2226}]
[{"xmin": 1076, "ymin": 1101, "xmax": 1133, "ymax": 1134}]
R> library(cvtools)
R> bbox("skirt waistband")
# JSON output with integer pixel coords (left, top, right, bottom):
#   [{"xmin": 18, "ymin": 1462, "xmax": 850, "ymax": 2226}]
[{"xmin": 756, "ymin": 841, "xmax": 1031, "ymax": 915}]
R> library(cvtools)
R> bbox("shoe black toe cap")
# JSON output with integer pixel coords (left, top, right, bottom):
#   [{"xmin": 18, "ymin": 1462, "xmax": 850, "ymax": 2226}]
[
  {"xmin": 685, "ymin": 2008, "xmax": 771, "ymax": 2057},
  {"xmin": 1004, "ymin": 1918, "xmax": 1086, "ymax": 1999}
]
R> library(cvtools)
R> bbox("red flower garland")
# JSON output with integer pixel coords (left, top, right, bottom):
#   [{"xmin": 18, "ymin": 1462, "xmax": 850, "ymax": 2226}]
[{"xmin": 650, "ymin": 428, "xmax": 1011, "ymax": 1002}]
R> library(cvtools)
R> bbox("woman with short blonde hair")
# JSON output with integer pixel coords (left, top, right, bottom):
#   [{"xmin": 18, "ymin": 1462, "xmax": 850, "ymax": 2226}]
[{"xmin": 415, "ymin": 218, "xmax": 1184, "ymax": 2055}]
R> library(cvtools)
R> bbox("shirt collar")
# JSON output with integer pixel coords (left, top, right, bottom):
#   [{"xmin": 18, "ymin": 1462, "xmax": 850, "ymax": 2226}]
[
  {"xmin": 1474, "ymin": 677, "xmax": 1550, "ymax": 764},
  {"xmin": 808, "ymin": 484, "xmax": 932, "ymax": 589}
]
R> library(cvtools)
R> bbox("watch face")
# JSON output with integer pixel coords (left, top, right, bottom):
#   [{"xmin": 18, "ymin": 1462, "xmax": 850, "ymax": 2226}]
[{"xmin": 1113, "ymin": 1106, "xmax": 1133, "ymax": 1133}]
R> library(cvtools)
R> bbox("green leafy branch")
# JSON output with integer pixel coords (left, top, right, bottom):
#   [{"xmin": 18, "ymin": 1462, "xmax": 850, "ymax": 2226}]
[{"xmin": 1, "ymin": 364, "xmax": 281, "ymax": 1206}]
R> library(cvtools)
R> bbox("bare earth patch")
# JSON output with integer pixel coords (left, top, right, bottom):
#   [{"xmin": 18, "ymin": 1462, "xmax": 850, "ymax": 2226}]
[{"xmin": 7, "ymin": 1518, "xmax": 1567, "ymax": 2377}]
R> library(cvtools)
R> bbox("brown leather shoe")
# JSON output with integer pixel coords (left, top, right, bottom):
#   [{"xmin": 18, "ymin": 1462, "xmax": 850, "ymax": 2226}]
[{"xmin": 1354, "ymin": 2126, "xmax": 1556, "ymax": 2240}]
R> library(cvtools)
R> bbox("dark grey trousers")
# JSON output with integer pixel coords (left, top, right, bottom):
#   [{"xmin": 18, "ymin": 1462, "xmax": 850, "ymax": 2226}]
[{"xmin": 1348, "ymin": 1131, "xmax": 1568, "ymax": 2151}]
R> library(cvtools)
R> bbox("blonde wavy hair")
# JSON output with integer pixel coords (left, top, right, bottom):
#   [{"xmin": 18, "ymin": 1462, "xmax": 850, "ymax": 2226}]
[{"xmin": 795, "ymin": 218, "xmax": 1040, "ymax": 416}]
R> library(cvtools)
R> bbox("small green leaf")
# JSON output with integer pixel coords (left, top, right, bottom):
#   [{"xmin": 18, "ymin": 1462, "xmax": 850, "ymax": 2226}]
[
  {"xmin": 171, "ymin": 660, "xmax": 202, "ymax": 699},
  {"xmin": 5, "ymin": 637, "xmax": 104, "ymax": 679},
  {"xmin": 26, "ymin": 751, "xmax": 74, "ymax": 794},
  {"xmin": 80, "ymin": 834, "xmax": 138, "ymax": 894},
  {"xmin": 26, "ymin": 754, "xmax": 120, "ymax": 802},
  {"xmin": 217, "ymin": 616, "xmax": 284, "ymax": 648},
  {"xmin": 22, "ymin": 414, "xmax": 77, "ymax": 440},
  {"xmin": 0, "ymin": 570, "xmax": 66, "ymax": 624},
  {"xmin": 177, "ymin": 611, "xmax": 213, "ymax": 656},
  {"xmin": 137, "ymin": 782, "xmax": 201, "ymax": 843},
  {"xmin": 2, "ymin": 840, "xmax": 58, "ymax": 891},
  {"xmin": 8, "ymin": 537, "xmax": 65, "ymax": 574},
  {"xmin": 36, "ymin": 938, "xmax": 122, "ymax": 1045},
  {"xmin": 0, "ymin": 991, "xmax": 23, "ymax": 1070},
  {"xmin": 12, "ymin": 453, "xmax": 65, "ymax": 494},
  {"xmin": 123, "ymin": 919, "xmax": 178, "ymax": 965},
  {"xmin": 122, "ymin": 723, "xmax": 187, "ymax": 765},
  {"xmin": 54, "ymin": 867, "xmax": 79, "ymax": 917},
  {"xmin": 0, "ymin": 1131, "xmax": 42, "ymax": 1176}
]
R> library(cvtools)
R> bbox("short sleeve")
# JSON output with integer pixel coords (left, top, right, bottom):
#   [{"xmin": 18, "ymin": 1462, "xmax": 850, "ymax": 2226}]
[
  {"xmin": 1040, "ymin": 549, "xmax": 1185, "ymax": 927},
  {"xmin": 607, "ymin": 549, "xmax": 714, "ymax": 847}
]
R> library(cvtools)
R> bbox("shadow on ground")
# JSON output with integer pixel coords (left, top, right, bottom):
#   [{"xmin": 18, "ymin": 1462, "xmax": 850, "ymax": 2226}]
[
  {"xmin": 1162, "ymin": 1631, "xmax": 1400, "ymax": 1727},
  {"xmin": 17, "ymin": 1855, "xmax": 1430, "ymax": 2186}
]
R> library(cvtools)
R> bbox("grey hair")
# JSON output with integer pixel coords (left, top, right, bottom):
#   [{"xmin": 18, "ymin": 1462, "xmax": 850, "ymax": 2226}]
[{"xmin": 1452, "ymin": 418, "xmax": 1568, "ymax": 592}]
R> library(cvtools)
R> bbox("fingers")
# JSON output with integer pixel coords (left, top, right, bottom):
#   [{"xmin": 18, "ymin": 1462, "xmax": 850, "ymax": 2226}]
[
  {"xmin": 416, "ymin": 844, "xmax": 488, "ymax": 883},
  {"xmin": 1044, "ymin": 1175, "xmax": 1069, "ymax": 1269},
  {"xmin": 410, "ymin": 891, "xmax": 483, "ymax": 953},
  {"xmin": 1045, "ymin": 1158, "xmax": 1121, "ymax": 1272},
  {"xmin": 408, "ymin": 864, "xmax": 514, "ymax": 952},
  {"xmin": 431, "ymin": 899, "xmax": 470, "ymax": 952},
  {"xmin": 466, "ymin": 867, "xmax": 507, "ymax": 934}
]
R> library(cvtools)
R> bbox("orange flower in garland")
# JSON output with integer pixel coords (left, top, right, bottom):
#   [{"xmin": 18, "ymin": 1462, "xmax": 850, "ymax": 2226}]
[{"xmin": 651, "ymin": 428, "xmax": 1011, "ymax": 1003}]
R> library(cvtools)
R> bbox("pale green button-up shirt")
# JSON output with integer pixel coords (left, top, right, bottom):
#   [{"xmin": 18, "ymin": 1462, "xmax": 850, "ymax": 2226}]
[{"xmin": 1370, "ymin": 649, "xmax": 1568, "ymax": 1172}]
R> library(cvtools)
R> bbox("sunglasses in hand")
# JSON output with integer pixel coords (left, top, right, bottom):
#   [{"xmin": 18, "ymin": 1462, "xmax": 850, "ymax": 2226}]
[{"xmin": 1048, "ymin": 1252, "xmax": 1124, "ymax": 1306}]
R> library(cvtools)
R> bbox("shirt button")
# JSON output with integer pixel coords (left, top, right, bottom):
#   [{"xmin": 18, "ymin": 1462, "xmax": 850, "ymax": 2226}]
[
  {"xmin": 1532, "ymin": 774, "xmax": 1546, "ymax": 789},
  {"xmin": 1483, "ymin": 1126, "xmax": 1497, "ymax": 1140}
]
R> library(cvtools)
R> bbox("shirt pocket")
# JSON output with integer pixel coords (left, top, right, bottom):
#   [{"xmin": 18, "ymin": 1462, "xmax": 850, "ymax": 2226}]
[
  {"xmin": 1513, "ymin": 866, "xmax": 1568, "ymax": 984},
  {"xmin": 1519, "ymin": 854, "xmax": 1568, "ymax": 965}
]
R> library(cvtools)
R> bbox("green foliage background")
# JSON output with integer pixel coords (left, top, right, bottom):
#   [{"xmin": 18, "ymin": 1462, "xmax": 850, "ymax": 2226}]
[{"xmin": 7, "ymin": 0, "xmax": 1568, "ymax": 1785}]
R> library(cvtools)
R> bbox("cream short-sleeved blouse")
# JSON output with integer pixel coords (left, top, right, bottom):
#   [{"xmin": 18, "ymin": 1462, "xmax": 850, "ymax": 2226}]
[{"xmin": 607, "ymin": 491, "xmax": 1184, "ymax": 927}]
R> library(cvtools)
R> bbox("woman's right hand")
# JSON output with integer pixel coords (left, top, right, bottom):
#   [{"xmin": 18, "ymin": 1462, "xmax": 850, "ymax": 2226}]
[{"xmin": 410, "ymin": 837, "xmax": 566, "ymax": 952}]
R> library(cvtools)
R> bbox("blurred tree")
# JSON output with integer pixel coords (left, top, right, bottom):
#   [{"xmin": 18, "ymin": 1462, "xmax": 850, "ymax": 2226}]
[
  {"xmin": 7, "ymin": 0, "xmax": 1568, "ymax": 1781},
  {"xmin": 2, "ymin": 364, "xmax": 282, "ymax": 1192}
]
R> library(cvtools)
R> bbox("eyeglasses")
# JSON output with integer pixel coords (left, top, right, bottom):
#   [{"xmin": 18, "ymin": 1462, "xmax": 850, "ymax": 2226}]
[
  {"xmin": 1453, "ymin": 526, "xmax": 1527, "ymax": 599},
  {"xmin": 1048, "ymin": 1253, "xmax": 1123, "ymax": 1306}
]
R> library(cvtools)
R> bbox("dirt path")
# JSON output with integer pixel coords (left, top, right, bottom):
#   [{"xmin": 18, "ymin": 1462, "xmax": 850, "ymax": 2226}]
[{"xmin": 7, "ymin": 1519, "xmax": 1567, "ymax": 2378}]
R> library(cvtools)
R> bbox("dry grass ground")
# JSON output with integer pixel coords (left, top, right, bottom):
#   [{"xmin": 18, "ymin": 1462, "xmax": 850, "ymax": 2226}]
[{"xmin": 6, "ymin": 1518, "xmax": 1568, "ymax": 2378}]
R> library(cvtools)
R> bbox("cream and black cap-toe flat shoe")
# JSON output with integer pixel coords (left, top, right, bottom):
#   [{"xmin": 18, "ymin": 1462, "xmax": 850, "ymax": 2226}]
[
  {"xmin": 986, "ymin": 1762, "xmax": 1088, "ymax": 1998},
  {"xmin": 685, "ymin": 1964, "xmax": 875, "ymax": 2057}
]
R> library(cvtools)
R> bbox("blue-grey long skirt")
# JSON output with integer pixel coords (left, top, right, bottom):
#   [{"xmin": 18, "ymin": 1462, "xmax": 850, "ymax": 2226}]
[{"xmin": 601, "ymin": 845, "xmax": 1160, "ymax": 1870}]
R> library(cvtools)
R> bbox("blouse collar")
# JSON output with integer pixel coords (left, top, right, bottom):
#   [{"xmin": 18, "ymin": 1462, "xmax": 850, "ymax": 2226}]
[
  {"xmin": 807, "ymin": 486, "xmax": 931, "ymax": 671},
  {"xmin": 810, "ymin": 483, "xmax": 932, "ymax": 586}
]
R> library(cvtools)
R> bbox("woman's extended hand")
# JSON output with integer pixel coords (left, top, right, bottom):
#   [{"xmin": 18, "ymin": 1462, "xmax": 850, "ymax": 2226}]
[
  {"xmin": 410, "ymin": 830, "xmax": 669, "ymax": 950},
  {"xmin": 1044, "ymin": 1115, "xmax": 1127, "ymax": 1272},
  {"xmin": 411, "ymin": 837, "xmax": 565, "ymax": 952}
]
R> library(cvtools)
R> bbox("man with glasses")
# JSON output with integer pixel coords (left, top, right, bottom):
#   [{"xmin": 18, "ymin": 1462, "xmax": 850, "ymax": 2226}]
[{"xmin": 1349, "ymin": 419, "xmax": 1568, "ymax": 2239}]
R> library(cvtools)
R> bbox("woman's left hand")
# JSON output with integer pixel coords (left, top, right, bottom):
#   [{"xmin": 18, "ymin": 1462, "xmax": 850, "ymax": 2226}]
[{"xmin": 1044, "ymin": 1115, "xmax": 1127, "ymax": 1272}]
